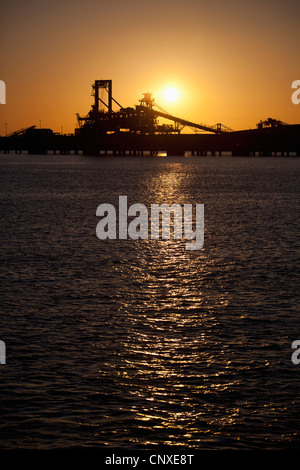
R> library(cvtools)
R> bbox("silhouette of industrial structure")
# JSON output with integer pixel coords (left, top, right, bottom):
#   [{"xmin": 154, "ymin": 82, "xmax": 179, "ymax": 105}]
[{"xmin": 1, "ymin": 79, "xmax": 300, "ymax": 156}]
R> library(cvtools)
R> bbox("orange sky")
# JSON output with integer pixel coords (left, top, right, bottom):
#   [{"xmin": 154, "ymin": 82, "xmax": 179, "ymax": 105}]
[{"xmin": 1, "ymin": 0, "xmax": 299, "ymax": 135}]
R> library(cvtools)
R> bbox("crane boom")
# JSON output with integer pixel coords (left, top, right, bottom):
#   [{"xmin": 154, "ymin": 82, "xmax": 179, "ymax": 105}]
[{"xmin": 152, "ymin": 109, "xmax": 221, "ymax": 134}]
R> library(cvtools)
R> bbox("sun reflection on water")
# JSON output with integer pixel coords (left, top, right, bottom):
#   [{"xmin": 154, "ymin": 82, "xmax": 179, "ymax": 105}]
[
  {"xmin": 93, "ymin": 163, "xmax": 274, "ymax": 448},
  {"xmin": 104, "ymin": 226, "xmax": 236, "ymax": 446}
]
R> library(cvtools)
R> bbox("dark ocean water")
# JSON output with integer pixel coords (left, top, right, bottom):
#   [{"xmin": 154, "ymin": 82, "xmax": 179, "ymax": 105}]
[{"xmin": 0, "ymin": 154, "xmax": 299, "ymax": 450}]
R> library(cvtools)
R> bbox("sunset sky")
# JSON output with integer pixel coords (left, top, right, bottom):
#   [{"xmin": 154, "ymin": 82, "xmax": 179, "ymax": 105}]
[{"xmin": 1, "ymin": 0, "xmax": 299, "ymax": 135}]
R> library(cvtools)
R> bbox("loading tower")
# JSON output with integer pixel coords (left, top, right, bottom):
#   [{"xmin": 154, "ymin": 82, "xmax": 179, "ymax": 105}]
[{"xmin": 76, "ymin": 80, "xmax": 233, "ymax": 137}]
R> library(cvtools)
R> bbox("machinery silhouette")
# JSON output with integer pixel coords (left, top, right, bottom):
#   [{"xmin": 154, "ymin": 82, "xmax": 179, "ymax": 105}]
[
  {"xmin": 1, "ymin": 79, "xmax": 299, "ymax": 156},
  {"xmin": 76, "ymin": 80, "xmax": 233, "ymax": 137}
]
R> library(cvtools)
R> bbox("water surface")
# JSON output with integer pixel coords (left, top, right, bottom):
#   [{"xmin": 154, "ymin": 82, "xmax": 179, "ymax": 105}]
[{"xmin": 0, "ymin": 154, "xmax": 299, "ymax": 450}]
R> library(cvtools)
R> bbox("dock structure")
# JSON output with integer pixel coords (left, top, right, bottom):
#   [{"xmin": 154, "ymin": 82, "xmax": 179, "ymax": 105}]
[{"xmin": 1, "ymin": 80, "xmax": 300, "ymax": 156}]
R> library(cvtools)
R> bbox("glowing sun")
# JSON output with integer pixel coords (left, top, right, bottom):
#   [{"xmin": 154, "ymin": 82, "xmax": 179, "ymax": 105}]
[{"xmin": 163, "ymin": 87, "xmax": 179, "ymax": 102}]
